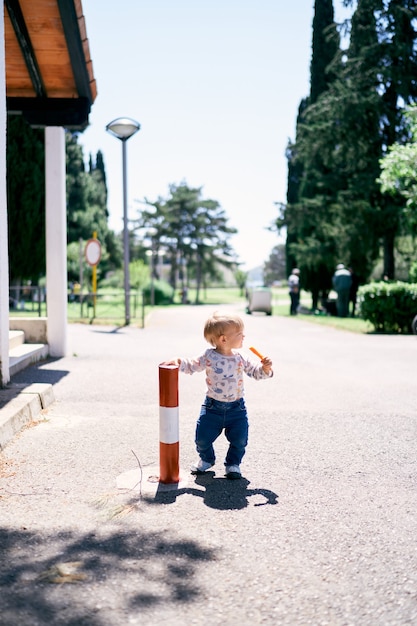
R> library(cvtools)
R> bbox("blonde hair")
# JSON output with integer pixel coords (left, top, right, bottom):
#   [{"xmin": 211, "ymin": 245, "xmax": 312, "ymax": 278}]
[{"xmin": 204, "ymin": 312, "xmax": 244, "ymax": 347}]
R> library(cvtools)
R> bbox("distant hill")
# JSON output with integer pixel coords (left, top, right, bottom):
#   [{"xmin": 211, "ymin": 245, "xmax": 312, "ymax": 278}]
[{"xmin": 247, "ymin": 266, "xmax": 264, "ymax": 287}]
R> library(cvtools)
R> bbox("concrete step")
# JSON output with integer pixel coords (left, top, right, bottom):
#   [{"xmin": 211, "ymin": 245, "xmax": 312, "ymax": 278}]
[
  {"xmin": 1, "ymin": 329, "xmax": 52, "ymax": 450},
  {"xmin": 9, "ymin": 343, "xmax": 49, "ymax": 378},
  {"xmin": 0, "ymin": 382, "xmax": 55, "ymax": 451},
  {"xmin": 9, "ymin": 330, "xmax": 25, "ymax": 350}
]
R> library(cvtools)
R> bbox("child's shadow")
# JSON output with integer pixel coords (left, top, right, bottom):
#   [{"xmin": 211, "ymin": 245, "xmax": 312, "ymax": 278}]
[{"xmin": 152, "ymin": 472, "xmax": 279, "ymax": 510}]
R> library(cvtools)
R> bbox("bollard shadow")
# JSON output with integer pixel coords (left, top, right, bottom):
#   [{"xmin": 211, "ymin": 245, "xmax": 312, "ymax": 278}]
[{"xmin": 149, "ymin": 472, "xmax": 279, "ymax": 510}]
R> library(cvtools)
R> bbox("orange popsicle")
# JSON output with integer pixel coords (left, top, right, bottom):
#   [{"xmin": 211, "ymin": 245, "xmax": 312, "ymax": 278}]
[{"xmin": 249, "ymin": 346, "xmax": 264, "ymax": 360}]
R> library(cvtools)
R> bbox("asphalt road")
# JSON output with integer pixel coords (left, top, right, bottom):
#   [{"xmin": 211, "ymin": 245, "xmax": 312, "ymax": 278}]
[{"xmin": 0, "ymin": 303, "xmax": 416, "ymax": 626}]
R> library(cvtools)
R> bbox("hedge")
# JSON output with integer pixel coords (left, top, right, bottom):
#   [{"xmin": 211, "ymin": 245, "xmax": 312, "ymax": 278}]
[
  {"xmin": 142, "ymin": 280, "xmax": 174, "ymax": 305},
  {"xmin": 358, "ymin": 281, "xmax": 417, "ymax": 333}
]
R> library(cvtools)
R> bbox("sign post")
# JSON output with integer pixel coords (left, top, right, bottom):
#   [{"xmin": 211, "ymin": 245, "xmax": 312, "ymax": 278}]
[{"xmin": 85, "ymin": 233, "xmax": 101, "ymax": 317}]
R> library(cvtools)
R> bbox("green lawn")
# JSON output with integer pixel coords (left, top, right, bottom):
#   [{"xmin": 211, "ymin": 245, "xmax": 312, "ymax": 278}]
[
  {"xmin": 270, "ymin": 288, "xmax": 372, "ymax": 333},
  {"xmin": 9, "ymin": 285, "xmax": 373, "ymax": 333},
  {"xmin": 295, "ymin": 312, "xmax": 373, "ymax": 333}
]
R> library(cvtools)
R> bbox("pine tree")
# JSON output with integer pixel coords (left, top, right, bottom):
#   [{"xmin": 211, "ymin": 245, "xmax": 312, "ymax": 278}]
[{"xmin": 135, "ymin": 182, "xmax": 237, "ymax": 301}]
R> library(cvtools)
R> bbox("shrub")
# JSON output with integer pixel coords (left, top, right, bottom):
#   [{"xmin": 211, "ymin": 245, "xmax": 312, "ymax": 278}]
[
  {"xmin": 410, "ymin": 261, "xmax": 417, "ymax": 283},
  {"xmin": 142, "ymin": 280, "xmax": 174, "ymax": 305},
  {"xmin": 358, "ymin": 281, "xmax": 417, "ymax": 333}
]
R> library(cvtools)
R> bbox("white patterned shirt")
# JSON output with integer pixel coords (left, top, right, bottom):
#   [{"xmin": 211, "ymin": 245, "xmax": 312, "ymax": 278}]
[{"xmin": 179, "ymin": 348, "xmax": 273, "ymax": 402}]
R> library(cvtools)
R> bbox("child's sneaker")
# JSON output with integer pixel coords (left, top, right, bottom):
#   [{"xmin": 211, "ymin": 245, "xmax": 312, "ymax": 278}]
[
  {"xmin": 225, "ymin": 465, "xmax": 241, "ymax": 480},
  {"xmin": 190, "ymin": 459, "xmax": 213, "ymax": 474}
]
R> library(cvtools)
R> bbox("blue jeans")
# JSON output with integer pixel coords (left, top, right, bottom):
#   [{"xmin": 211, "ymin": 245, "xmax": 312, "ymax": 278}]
[{"xmin": 195, "ymin": 396, "xmax": 249, "ymax": 467}]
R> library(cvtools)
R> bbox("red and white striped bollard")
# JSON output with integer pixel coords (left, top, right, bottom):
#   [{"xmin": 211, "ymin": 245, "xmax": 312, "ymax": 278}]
[{"xmin": 158, "ymin": 364, "xmax": 180, "ymax": 484}]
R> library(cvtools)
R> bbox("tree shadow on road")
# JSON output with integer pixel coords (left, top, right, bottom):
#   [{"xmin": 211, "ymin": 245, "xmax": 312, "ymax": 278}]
[
  {"xmin": 150, "ymin": 473, "xmax": 279, "ymax": 510},
  {"xmin": 0, "ymin": 526, "xmax": 217, "ymax": 626}
]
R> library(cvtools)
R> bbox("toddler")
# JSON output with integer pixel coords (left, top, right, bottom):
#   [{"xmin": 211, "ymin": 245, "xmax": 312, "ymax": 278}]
[{"xmin": 162, "ymin": 311, "xmax": 273, "ymax": 479}]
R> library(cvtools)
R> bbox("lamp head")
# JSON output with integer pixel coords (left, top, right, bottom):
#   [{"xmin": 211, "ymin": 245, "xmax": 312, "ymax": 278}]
[{"xmin": 106, "ymin": 117, "xmax": 140, "ymax": 140}]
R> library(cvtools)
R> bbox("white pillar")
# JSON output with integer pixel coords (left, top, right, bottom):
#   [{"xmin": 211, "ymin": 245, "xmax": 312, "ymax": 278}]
[
  {"xmin": 45, "ymin": 127, "xmax": 67, "ymax": 357},
  {"xmin": 0, "ymin": 2, "xmax": 10, "ymax": 387}
]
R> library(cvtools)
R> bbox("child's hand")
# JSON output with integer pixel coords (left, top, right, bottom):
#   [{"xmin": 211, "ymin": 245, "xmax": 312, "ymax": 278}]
[
  {"xmin": 160, "ymin": 358, "xmax": 181, "ymax": 366},
  {"xmin": 261, "ymin": 356, "xmax": 272, "ymax": 375}
]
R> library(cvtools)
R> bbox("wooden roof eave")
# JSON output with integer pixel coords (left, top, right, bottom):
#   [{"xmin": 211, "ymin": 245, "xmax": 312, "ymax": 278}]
[{"xmin": 5, "ymin": 0, "xmax": 97, "ymax": 130}]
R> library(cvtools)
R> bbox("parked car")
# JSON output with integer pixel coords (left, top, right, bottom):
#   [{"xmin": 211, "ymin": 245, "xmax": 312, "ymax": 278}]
[{"xmin": 246, "ymin": 288, "xmax": 272, "ymax": 315}]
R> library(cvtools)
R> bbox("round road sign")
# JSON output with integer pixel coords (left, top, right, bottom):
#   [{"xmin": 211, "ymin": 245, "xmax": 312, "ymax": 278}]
[{"xmin": 85, "ymin": 239, "xmax": 102, "ymax": 266}]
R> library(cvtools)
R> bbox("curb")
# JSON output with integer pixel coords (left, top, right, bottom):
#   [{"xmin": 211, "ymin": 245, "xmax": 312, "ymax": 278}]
[{"xmin": 0, "ymin": 383, "xmax": 55, "ymax": 451}]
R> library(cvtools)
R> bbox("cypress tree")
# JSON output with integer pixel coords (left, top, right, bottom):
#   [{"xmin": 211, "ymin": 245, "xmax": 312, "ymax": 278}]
[
  {"xmin": 282, "ymin": 0, "xmax": 340, "ymax": 308},
  {"xmin": 330, "ymin": 0, "xmax": 417, "ymax": 279},
  {"xmin": 7, "ymin": 116, "xmax": 45, "ymax": 284},
  {"xmin": 310, "ymin": 0, "xmax": 339, "ymax": 103},
  {"xmin": 283, "ymin": 0, "xmax": 417, "ymax": 300},
  {"xmin": 328, "ymin": 0, "xmax": 383, "ymax": 285}
]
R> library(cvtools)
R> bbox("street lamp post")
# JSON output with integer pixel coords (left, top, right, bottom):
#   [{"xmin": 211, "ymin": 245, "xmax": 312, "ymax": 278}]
[
  {"xmin": 106, "ymin": 117, "xmax": 140, "ymax": 325},
  {"xmin": 146, "ymin": 228, "xmax": 157, "ymax": 307}
]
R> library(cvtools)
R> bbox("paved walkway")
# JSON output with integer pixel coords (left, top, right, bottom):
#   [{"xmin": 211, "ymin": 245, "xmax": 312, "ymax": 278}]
[{"xmin": 0, "ymin": 304, "xmax": 416, "ymax": 625}]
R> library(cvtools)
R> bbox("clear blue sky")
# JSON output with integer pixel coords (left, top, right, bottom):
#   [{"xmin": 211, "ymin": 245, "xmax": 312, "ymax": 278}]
[{"xmin": 79, "ymin": 1, "xmax": 350, "ymax": 271}]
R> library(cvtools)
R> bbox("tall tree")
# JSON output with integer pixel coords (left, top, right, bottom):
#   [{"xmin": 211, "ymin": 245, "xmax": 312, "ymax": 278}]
[
  {"xmin": 66, "ymin": 132, "xmax": 108, "ymax": 242},
  {"xmin": 308, "ymin": 0, "xmax": 384, "ymax": 285},
  {"xmin": 310, "ymin": 0, "xmax": 339, "ymax": 104},
  {"xmin": 281, "ymin": 98, "xmax": 309, "ymax": 275},
  {"xmin": 377, "ymin": 0, "xmax": 417, "ymax": 276},
  {"xmin": 135, "ymin": 182, "xmax": 237, "ymax": 302},
  {"xmin": 7, "ymin": 123, "xmax": 122, "ymax": 287},
  {"xmin": 66, "ymin": 133, "xmax": 122, "ymax": 280},
  {"xmin": 281, "ymin": 0, "xmax": 340, "ymax": 308},
  {"xmin": 334, "ymin": 0, "xmax": 417, "ymax": 278},
  {"xmin": 263, "ymin": 244, "xmax": 287, "ymax": 286},
  {"xmin": 283, "ymin": 0, "xmax": 417, "ymax": 303},
  {"xmin": 379, "ymin": 105, "xmax": 417, "ymax": 236},
  {"xmin": 7, "ymin": 116, "xmax": 45, "ymax": 284}
]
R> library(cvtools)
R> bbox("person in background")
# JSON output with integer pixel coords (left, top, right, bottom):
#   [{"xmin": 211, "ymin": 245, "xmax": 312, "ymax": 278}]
[
  {"xmin": 332, "ymin": 264, "xmax": 352, "ymax": 317},
  {"xmin": 288, "ymin": 268, "xmax": 300, "ymax": 315}
]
